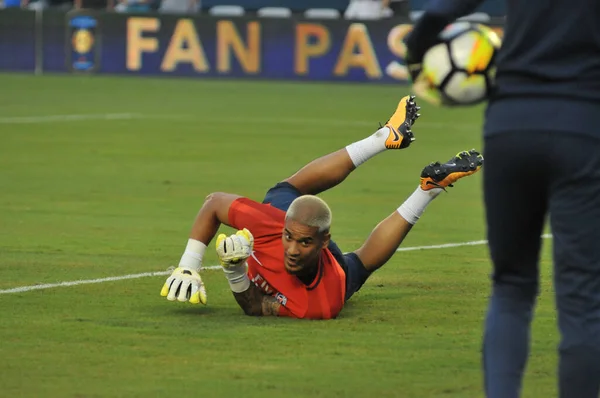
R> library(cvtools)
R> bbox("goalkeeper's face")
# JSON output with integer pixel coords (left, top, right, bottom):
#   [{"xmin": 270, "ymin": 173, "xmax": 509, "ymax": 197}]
[{"xmin": 282, "ymin": 219, "xmax": 330, "ymax": 276}]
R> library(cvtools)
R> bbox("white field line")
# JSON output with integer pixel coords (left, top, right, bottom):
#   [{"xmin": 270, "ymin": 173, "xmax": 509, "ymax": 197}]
[
  {"xmin": 0, "ymin": 234, "xmax": 552, "ymax": 295},
  {"xmin": 0, "ymin": 113, "xmax": 142, "ymax": 124},
  {"xmin": 143, "ymin": 114, "xmax": 475, "ymax": 130},
  {"xmin": 0, "ymin": 112, "xmax": 479, "ymax": 130}
]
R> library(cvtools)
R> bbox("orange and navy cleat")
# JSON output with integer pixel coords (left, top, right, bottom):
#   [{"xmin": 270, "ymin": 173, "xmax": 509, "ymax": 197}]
[
  {"xmin": 384, "ymin": 95, "xmax": 420, "ymax": 149},
  {"xmin": 420, "ymin": 149, "xmax": 484, "ymax": 191}
]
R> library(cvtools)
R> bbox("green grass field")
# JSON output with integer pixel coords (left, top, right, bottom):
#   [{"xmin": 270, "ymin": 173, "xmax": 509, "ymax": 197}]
[{"xmin": 0, "ymin": 73, "xmax": 556, "ymax": 397}]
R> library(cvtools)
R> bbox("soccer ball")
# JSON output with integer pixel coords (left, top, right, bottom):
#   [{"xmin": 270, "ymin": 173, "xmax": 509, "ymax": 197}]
[{"xmin": 414, "ymin": 22, "xmax": 502, "ymax": 106}]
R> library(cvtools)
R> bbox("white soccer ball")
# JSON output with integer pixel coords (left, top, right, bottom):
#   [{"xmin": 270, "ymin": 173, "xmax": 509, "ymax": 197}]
[{"xmin": 415, "ymin": 22, "xmax": 502, "ymax": 106}]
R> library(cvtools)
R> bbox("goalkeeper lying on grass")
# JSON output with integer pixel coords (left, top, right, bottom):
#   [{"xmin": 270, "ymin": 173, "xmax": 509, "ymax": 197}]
[{"xmin": 160, "ymin": 95, "xmax": 483, "ymax": 319}]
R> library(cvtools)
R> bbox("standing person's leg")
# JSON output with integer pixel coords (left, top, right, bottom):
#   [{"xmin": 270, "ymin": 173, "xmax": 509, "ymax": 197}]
[
  {"xmin": 547, "ymin": 133, "xmax": 600, "ymax": 398},
  {"xmin": 481, "ymin": 131, "xmax": 549, "ymax": 398}
]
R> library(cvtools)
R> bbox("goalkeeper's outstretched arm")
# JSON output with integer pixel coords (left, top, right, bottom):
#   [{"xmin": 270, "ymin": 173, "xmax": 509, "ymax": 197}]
[
  {"xmin": 160, "ymin": 192, "xmax": 242, "ymax": 305},
  {"xmin": 189, "ymin": 192, "xmax": 242, "ymax": 243}
]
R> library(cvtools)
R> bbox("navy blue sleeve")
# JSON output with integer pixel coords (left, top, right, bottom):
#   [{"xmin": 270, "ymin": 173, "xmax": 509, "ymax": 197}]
[
  {"xmin": 420, "ymin": 0, "xmax": 484, "ymax": 18},
  {"xmin": 404, "ymin": 0, "xmax": 486, "ymax": 61}
]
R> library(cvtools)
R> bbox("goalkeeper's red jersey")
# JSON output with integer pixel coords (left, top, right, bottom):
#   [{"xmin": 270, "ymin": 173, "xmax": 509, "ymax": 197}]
[{"xmin": 228, "ymin": 198, "xmax": 346, "ymax": 320}]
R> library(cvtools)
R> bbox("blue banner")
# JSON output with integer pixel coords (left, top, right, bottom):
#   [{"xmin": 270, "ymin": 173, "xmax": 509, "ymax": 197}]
[
  {"xmin": 0, "ymin": 10, "xmax": 36, "ymax": 72},
  {"xmin": 1, "ymin": 10, "xmax": 504, "ymax": 83}
]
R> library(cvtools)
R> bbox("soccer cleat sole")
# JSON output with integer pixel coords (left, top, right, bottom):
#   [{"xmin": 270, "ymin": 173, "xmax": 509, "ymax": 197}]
[{"xmin": 420, "ymin": 149, "xmax": 484, "ymax": 190}]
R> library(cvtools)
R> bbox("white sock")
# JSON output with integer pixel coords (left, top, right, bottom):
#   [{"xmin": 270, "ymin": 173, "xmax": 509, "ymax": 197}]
[
  {"xmin": 178, "ymin": 239, "xmax": 207, "ymax": 272},
  {"xmin": 397, "ymin": 186, "xmax": 444, "ymax": 225},
  {"xmin": 223, "ymin": 262, "xmax": 251, "ymax": 293},
  {"xmin": 345, "ymin": 126, "xmax": 390, "ymax": 167}
]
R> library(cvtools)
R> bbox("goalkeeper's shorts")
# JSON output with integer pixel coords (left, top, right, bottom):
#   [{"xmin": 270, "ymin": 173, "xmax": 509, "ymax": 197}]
[{"xmin": 263, "ymin": 182, "xmax": 372, "ymax": 301}]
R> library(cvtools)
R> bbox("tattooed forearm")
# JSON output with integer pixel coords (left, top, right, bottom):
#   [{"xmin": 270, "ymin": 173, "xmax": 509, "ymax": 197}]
[
  {"xmin": 233, "ymin": 283, "xmax": 281, "ymax": 316},
  {"xmin": 260, "ymin": 295, "xmax": 281, "ymax": 316}
]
